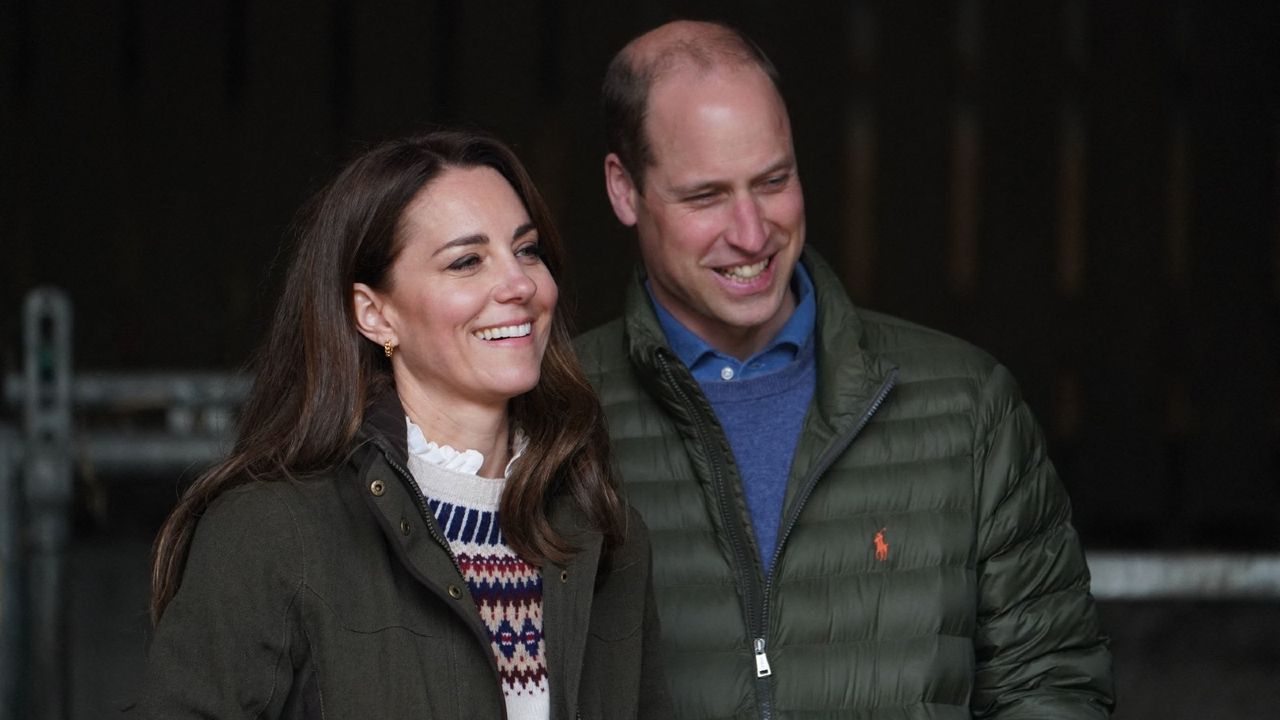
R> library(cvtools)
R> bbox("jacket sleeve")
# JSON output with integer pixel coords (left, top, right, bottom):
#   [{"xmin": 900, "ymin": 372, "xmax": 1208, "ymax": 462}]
[
  {"xmin": 971, "ymin": 365, "xmax": 1115, "ymax": 718},
  {"xmin": 135, "ymin": 484, "xmax": 307, "ymax": 719}
]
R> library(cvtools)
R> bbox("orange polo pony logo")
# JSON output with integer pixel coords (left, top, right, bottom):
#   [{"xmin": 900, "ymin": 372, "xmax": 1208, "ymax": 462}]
[{"xmin": 874, "ymin": 528, "xmax": 889, "ymax": 562}]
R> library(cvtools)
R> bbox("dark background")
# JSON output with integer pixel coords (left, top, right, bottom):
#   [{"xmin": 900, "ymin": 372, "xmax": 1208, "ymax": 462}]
[{"xmin": 2, "ymin": 0, "xmax": 1279, "ymax": 717}]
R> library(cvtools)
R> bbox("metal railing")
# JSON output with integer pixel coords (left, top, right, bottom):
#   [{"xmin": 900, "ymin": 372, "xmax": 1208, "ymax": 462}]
[
  {"xmin": 1088, "ymin": 552, "xmax": 1280, "ymax": 600},
  {"xmin": 1, "ymin": 287, "xmax": 1277, "ymax": 719},
  {"xmin": 1, "ymin": 289, "xmax": 247, "ymax": 720}
]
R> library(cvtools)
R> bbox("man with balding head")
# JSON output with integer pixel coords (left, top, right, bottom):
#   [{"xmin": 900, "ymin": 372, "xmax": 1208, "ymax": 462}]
[{"xmin": 575, "ymin": 20, "xmax": 1114, "ymax": 720}]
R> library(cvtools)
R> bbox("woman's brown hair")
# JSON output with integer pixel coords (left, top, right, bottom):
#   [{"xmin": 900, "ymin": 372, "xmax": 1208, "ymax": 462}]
[{"xmin": 150, "ymin": 129, "xmax": 625, "ymax": 622}]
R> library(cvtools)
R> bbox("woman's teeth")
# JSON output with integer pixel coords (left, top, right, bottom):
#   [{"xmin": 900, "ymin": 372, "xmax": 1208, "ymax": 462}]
[
  {"xmin": 717, "ymin": 259, "xmax": 769, "ymax": 280},
  {"xmin": 474, "ymin": 322, "xmax": 532, "ymax": 340}
]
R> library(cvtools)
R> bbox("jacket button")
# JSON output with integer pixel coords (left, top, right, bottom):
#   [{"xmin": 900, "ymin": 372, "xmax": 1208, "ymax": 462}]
[
  {"xmin": 369, "ymin": 480, "xmax": 385, "ymax": 496},
  {"xmin": 448, "ymin": 585, "xmax": 463, "ymax": 599},
  {"xmin": 399, "ymin": 518, "xmax": 411, "ymax": 535},
  {"xmin": 559, "ymin": 570, "xmax": 569, "ymax": 583}
]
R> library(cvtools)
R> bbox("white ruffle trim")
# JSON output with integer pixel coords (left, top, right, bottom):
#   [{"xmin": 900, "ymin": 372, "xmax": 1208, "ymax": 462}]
[{"xmin": 405, "ymin": 417, "xmax": 528, "ymax": 479}]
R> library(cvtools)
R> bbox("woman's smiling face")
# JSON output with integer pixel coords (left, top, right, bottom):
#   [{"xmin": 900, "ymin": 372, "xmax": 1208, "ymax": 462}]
[{"xmin": 375, "ymin": 165, "xmax": 557, "ymax": 414}]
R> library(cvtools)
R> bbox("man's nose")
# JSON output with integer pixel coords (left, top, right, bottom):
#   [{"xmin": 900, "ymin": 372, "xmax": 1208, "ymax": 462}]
[{"xmin": 726, "ymin": 195, "xmax": 768, "ymax": 253}]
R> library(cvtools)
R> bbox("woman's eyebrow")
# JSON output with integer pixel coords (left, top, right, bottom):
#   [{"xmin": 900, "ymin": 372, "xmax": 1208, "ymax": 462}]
[
  {"xmin": 431, "ymin": 233, "xmax": 488, "ymax": 257},
  {"xmin": 513, "ymin": 222, "xmax": 536, "ymax": 240}
]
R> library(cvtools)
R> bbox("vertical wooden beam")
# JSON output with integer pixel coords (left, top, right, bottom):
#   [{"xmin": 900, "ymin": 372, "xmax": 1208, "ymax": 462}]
[
  {"xmin": 329, "ymin": 0, "xmax": 352, "ymax": 138},
  {"xmin": 119, "ymin": 0, "xmax": 140, "ymax": 97},
  {"xmin": 1167, "ymin": 3, "xmax": 1192, "ymax": 288},
  {"xmin": 1057, "ymin": 0, "xmax": 1088, "ymax": 297},
  {"xmin": 527, "ymin": 0, "xmax": 570, "ymax": 225},
  {"xmin": 1058, "ymin": 107, "xmax": 1086, "ymax": 296},
  {"xmin": 1054, "ymin": 0, "xmax": 1089, "ymax": 444},
  {"xmin": 844, "ymin": 0, "xmax": 877, "ymax": 304},
  {"xmin": 225, "ymin": 0, "xmax": 247, "ymax": 105},
  {"xmin": 1054, "ymin": 369, "xmax": 1082, "ymax": 443},
  {"xmin": 949, "ymin": 109, "xmax": 981, "ymax": 296},
  {"xmin": 1167, "ymin": 119, "xmax": 1191, "ymax": 286},
  {"xmin": 1165, "ymin": 1, "xmax": 1195, "ymax": 461},
  {"xmin": 948, "ymin": 0, "xmax": 982, "ymax": 296},
  {"xmin": 7, "ymin": 0, "xmax": 33, "ymax": 99}
]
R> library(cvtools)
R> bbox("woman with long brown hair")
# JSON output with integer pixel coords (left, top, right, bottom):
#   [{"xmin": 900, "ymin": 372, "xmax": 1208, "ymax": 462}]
[{"xmin": 136, "ymin": 129, "xmax": 670, "ymax": 719}]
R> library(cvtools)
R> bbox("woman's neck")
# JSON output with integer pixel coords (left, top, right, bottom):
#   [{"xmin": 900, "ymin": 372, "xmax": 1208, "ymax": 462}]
[{"xmin": 400, "ymin": 395, "xmax": 511, "ymax": 478}]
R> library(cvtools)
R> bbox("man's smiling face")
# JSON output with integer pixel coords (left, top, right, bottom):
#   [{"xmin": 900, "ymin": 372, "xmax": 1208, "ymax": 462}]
[{"xmin": 616, "ymin": 63, "xmax": 805, "ymax": 360}]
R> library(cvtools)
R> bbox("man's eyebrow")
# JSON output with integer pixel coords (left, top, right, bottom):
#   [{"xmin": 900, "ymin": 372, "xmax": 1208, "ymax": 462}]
[
  {"xmin": 670, "ymin": 157, "xmax": 797, "ymax": 196},
  {"xmin": 670, "ymin": 179, "xmax": 725, "ymax": 196},
  {"xmin": 757, "ymin": 157, "xmax": 796, "ymax": 178},
  {"xmin": 431, "ymin": 234, "xmax": 488, "ymax": 256}
]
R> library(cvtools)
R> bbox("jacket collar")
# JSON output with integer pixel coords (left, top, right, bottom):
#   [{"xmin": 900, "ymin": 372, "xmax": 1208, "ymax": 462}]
[
  {"xmin": 799, "ymin": 247, "xmax": 897, "ymax": 423},
  {"xmin": 356, "ymin": 385, "xmax": 412, "ymax": 468}
]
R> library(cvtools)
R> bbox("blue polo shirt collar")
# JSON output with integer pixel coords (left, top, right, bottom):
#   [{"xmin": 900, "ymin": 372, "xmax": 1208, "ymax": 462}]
[{"xmin": 647, "ymin": 259, "xmax": 816, "ymax": 383}]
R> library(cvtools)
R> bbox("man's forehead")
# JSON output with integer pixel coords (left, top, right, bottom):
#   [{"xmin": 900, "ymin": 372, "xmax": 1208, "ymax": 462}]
[
  {"xmin": 647, "ymin": 63, "xmax": 784, "ymax": 123},
  {"xmin": 641, "ymin": 73, "xmax": 795, "ymax": 190},
  {"xmin": 646, "ymin": 65, "xmax": 790, "ymax": 138}
]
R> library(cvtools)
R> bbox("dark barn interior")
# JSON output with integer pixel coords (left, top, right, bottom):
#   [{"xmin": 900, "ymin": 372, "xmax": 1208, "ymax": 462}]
[{"xmin": 2, "ymin": 1, "xmax": 1278, "ymax": 717}]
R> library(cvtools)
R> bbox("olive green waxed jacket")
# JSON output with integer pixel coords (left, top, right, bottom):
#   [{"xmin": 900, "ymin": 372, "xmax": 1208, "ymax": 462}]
[
  {"xmin": 134, "ymin": 392, "xmax": 672, "ymax": 719},
  {"xmin": 573, "ymin": 249, "xmax": 1114, "ymax": 719}
]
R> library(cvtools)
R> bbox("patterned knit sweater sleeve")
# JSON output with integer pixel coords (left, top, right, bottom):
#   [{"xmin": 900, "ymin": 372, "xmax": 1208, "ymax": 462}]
[{"xmin": 405, "ymin": 422, "xmax": 548, "ymax": 720}]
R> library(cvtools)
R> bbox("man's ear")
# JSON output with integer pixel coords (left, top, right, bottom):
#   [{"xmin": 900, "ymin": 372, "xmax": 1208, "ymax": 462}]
[
  {"xmin": 604, "ymin": 153, "xmax": 640, "ymax": 227},
  {"xmin": 352, "ymin": 282, "xmax": 395, "ymax": 347}
]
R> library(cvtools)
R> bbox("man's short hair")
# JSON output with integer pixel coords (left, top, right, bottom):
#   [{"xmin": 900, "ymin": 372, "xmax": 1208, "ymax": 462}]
[{"xmin": 601, "ymin": 21, "xmax": 782, "ymax": 192}]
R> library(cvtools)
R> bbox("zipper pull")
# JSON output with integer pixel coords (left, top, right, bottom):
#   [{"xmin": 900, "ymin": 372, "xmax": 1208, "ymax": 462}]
[{"xmin": 754, "ymin": 637, "xmax": 772, "ymax": 677}]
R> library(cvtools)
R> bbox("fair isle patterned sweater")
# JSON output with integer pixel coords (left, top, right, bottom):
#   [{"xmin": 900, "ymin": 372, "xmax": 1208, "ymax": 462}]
[{"xmin": 405, "ymin": 420, "xmax": 548, "ymax": 720}]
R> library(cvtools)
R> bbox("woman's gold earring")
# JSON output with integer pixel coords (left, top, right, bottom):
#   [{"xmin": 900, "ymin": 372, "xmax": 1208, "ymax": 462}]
[{"xmin": 384, "ymin": 339, "xmax": 395, "ymax": 358}]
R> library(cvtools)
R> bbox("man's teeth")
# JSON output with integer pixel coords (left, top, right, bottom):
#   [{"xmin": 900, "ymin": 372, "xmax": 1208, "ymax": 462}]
[
  {"xmin": 474, "ymin": 322, "xmax": 532, "ymax": 341},
  {"xmin": 718, "ymin": 259, "xmax": 769, "ymax": 280}
]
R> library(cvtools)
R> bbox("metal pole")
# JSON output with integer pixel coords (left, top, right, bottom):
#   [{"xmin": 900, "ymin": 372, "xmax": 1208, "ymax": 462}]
[{"xmin": 23, "ymin": 288, "xmax": 73, "ymax": 720}]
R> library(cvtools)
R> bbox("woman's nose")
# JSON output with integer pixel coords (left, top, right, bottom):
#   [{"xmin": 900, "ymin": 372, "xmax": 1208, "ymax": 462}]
[{"xmin": 495, "ymin": 261, "xmax": 536, "ymax": 302}]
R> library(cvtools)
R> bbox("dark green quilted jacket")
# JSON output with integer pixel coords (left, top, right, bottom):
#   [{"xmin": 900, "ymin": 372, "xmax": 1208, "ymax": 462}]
[{"xmin": 574, "ymin": 249, "xmax": 1114, "ymax": 719}]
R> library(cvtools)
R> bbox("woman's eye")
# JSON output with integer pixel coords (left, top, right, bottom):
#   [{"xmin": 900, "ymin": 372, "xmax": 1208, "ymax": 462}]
[
  {"xmin": 447, "ymin": 254, "xmax": 482, "ymax": 271},
  {"xmin": 516, "ymin": 243, "xmax": 545, "ymax": 261}
]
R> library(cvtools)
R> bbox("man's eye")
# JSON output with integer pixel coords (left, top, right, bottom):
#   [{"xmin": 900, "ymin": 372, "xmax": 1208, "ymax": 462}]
[{"xmin": 447, "ymin": 254, "xmax": 481, "ymax": 271}]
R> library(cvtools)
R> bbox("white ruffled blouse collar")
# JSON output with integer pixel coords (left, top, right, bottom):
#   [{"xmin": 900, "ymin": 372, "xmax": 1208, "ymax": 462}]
[{"xmin": 405, "ymin": 416, "xmax": 527, "ymax": 479}]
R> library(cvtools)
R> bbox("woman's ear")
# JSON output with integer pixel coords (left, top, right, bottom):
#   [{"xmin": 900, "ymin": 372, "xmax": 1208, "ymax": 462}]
[{"xmin": 352, "ymin": 282, "xmax": 395, "ymax": 347}]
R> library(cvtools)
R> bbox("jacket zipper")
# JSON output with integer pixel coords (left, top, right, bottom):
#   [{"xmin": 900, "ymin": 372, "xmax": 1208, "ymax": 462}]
[
  {"xmin": 756, "ymin": 370, "xmax": 897, "ymax": 693},
  {"xmin": 661, "ymin": 351, "xmax": 897, "ymax": 720},
  {"xmin": 657, "ymin": 351, "xmax": 771, "ymax": 716},
  {"xmin": 376, "ymin": 443, "xmax": 465, "ymax": 574},
  {"xmin": 372, "ymin": 440, "xmax": 511, "ymax": 719}
]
